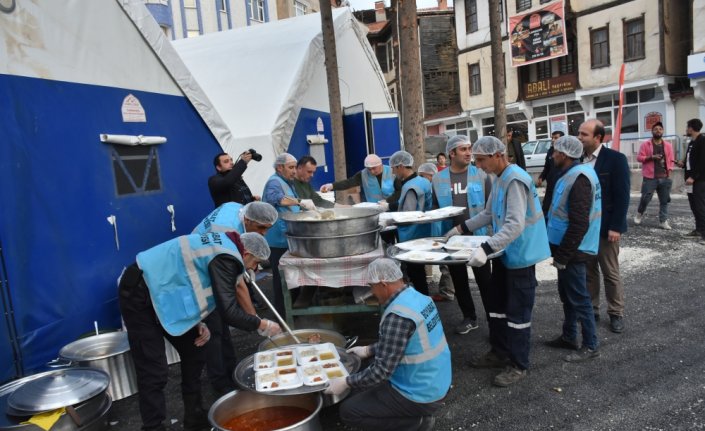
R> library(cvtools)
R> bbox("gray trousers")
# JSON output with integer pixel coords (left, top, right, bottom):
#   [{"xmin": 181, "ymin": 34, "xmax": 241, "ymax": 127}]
[{"xmin": 587, "ymin": 236, "xmax": 624, "ymax": 317}]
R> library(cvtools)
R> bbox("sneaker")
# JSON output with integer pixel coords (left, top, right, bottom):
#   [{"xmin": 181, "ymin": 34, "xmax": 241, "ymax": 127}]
[
  {"xmin": 418, "ymin": 415, "xmax": 436, "ymax": 431},
  {"xmin": 684, "ymin": 230, "xmax": 700, "ymax": 237},
  {"xmin": 699, "ymin": 238, "xmax": 705, "ymax": 246},
  {"xmin": 454, "ymin": 318, "xmax": 478, "ymax": 334},
  {"xmin": 633, "ymin": 213, "xmax": 643, "ymax": 225},
  {"xmin": 594, "ymin": 313, "xmax": 600, "ymax": 322},
  {"xmin": 609, "ymin": 315, "xmax": 624, "ymax": 333},
  {"xmin": 659, "ymin": 220, "xmax": 672, "ymax": 230},
  {"xmin": 545, "ymin": 335, "xmax": 579, "ymax": 350},
  {"xmin": 469, "ymin": 350, "xmax": 510, "ymax": 368},
  {"xmin": 493, "ymin": 364, "xmax": 527, "ymax": 387},
  {"xmin": 564, "ymin": 346, "xmax": 600, "ymax": 363}
]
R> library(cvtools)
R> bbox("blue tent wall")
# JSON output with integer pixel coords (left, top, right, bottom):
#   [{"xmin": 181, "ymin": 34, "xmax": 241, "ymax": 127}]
[
  {"xmin": 287, "ymin": 107, "xmax": 333, "ymax": 190},
  {"xmin": 0, "ymin": 74, "xmax": 223, "ymax": 383}
]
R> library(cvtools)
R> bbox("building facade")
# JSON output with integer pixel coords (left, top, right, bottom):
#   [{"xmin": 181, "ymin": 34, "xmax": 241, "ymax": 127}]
[{"xmin": 441, "ymin": 0, "xmax": 695, "ymax": 161}]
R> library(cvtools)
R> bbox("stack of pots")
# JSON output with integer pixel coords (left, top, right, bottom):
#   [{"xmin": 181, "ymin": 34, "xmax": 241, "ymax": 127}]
[
  {"xmin": 281, "ymin": 208, "xmax": 382, "ymax": 258},
  {"xmin": 0, "ymin": 368, "xmax": 112, "ymax": 431}
]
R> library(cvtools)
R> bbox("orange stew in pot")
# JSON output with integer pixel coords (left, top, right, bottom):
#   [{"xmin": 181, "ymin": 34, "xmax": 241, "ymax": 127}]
[{"xmin": 222, "ymin": 406, "xmax": 311, "ymax": 431}]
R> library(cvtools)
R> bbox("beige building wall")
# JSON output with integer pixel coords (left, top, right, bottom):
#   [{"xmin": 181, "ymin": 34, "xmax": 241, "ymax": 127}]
[
  {"xmin": 693, "ymin": 0, "xmax": 705, "ymax": 53},
  {"xmin": 168, "ymin": 0, "xmax": 278, "ymax": 39},
  {"xmin": 276, "ymin": 0, "xmax": 319, "ymax": 21},
  {"xmin": 575, "ymin": 0, "xmax": 659, "ymax": 90},
  {"xmin": 458, "ymin": 47, "xmax": 519, "ymax": 112}
]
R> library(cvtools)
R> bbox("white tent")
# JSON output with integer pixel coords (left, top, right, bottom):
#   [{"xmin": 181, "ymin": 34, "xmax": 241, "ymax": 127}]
[{"xmin": 173, "ymin": 8, "xmax": 395, "ymax": 194}]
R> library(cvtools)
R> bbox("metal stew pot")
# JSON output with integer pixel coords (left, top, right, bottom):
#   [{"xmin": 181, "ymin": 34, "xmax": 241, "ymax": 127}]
[
  {"xmin": 286, "ymin": 227, "xmax": 381, "ymax": 258},
  {"xmin": 0, "ymin": 369, "xmax": 112, "ymax": 431},
  {"xmin": 209, "ymin": 390, "xmax": 322, "ymax": 431},
  {"xmin": 281, "ymin": 208, "xmax": 381, "ymax": 237},
  {"xmin": 58, "ymin": 332, "xmax": 138, "ymax": 401}
]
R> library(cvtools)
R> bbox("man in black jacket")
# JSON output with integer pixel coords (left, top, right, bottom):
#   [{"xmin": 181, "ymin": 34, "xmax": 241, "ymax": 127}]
[
  {"xmin": 208, "ymin": 152, "xmax": 260, "ymax": 207},
  {"xmin": 578, "ymin": 119, "xmax": 630, "ymax": 334},
  {"xmin": 544, "ymin": 136, "xmax": 601, "ymax": 362},
  {"xmin": 539, "ymin": 131, "xmax": 564, "ymax": 216},
  {"xmin": 683, "ymin": 118, "xmax": 705, "ymax": 244}
]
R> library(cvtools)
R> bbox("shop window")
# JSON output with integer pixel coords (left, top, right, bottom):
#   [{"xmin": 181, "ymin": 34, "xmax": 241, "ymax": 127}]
[
  {"xmin": 624, "ymin": 17, "xmax": 645, "ymax": 61},
  {"xmin": 625, "ymin": 90, "xmax": 638, "ymax": 105},
  {"xmin": 640, "ymin": 88, "xmax": 663, "ymax": 102},
  {"xmin": 110, "ymin": 145, "xmax": 162, "ymax": 196},
  {"xmin": 533, "ymin": 105, "xmax": 548, "ymax": 118},
  {"xmin": 465, "ymin": 0, "xmax": 478, "ymax": 33},
  {"xmin": 590, "ymin": 26, "xmax": 610, "ymax": 68},
  {"xmin": 618, "ymin": 105, "xmax": 639, "ymax": 133},
  {"xmin": 566, "ymin": 100, "xmax": 582, "ymax": 113},
  {"xmin": 567, "ymin": 113, "xmax": 584, "ymax": 137},
  {"xmin": 548, "ymin": 103, "xmax": 565, "ymax": 116},
  {"xmin": 536, "ymin": 120, "xmax": 549, "ymax": 139}
]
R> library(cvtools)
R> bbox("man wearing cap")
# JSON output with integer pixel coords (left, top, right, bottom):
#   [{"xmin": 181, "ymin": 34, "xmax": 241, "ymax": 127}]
[
  {"xmin": 432, "ymin": 135, "xmax": 492, "ymax": 335},
  {"xmin": 544, "ymin": 136, "xmax": 602, "ymax": 362},
  {"xmin": 445, "ymin": 136, "xmax": 550, "ymax": 387},
  {"xmin": 390, "ymin": 150, "xmax": 433, "ymax": 295},
  {"xmin": 634, "ymin": 122, "xmax": 675, "ymax": 229},
  {"xmin": 118, "ymin": 232, "xmax": 281, "ymax": 431},
  {"xmin": 193, "ymin": 201, "xmax": 278, "ymax": 394},
  {"xmin": 325, "ymin": 258, "xmax": 450, "ymax": 431},
  {"xmin": 263, "ymin": 153, "xmax": 315, "ymax": 316},
  {"xmin": 320, "ymin": 153, "xmax": 399, "ymax": 204},
  {"xmin": 578, "ymin": 119, "xmax": 630, "ymax": 334}
]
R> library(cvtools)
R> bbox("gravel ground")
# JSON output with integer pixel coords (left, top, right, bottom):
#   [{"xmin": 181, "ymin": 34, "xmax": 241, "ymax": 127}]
[{"xmin": 109, "ymin": 193, "xmax": 705, "ymax": 431}]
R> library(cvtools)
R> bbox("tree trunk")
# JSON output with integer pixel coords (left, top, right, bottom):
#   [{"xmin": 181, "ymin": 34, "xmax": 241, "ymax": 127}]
[
  {"xmin": 396, "ymin": 0, "xmax": 425, "ymax": 169},
  {"xmin": 488, "ymin": 0, "xmax": 506, "ymax": 143},
  {"xmin": 319, "ymin": 0, "xmax": 347, "ymax": 180}
]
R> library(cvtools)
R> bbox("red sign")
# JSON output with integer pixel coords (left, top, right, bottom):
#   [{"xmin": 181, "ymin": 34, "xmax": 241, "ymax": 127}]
[
  {"xmin": 644, "ymin": 112, "xmax": 663, "ymax": 130},
  {"xmin": 509, "ymin": 1, "xmax": 568, "ymax": 68}
]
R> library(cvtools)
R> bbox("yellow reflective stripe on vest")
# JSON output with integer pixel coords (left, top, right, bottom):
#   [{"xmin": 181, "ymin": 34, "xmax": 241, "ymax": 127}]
[{"xmin": 388, "ymin": 303, "xmax": 447, "ymax": 364}]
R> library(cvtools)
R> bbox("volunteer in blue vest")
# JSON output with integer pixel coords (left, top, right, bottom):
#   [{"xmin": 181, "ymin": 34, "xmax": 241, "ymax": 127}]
[
  {"xmin": 544, "ymin": 136, "xmax": 602, "ymax": 362},
  {"xmin": 325, "ymin": 258, "xmax": 450, "ymax": 431},
  {"xmin": 391, "ymin": 150, "xmax": 433, "ymax": 295},
  {"xmin": 432, "ymin": 135, "xmax": 493, "ymax": 335},
  {"xmin": 118, "ymin": 232, "xmax": 282, "ymax": 431},
  {"xmin": 320, "ymin": 153, "xmax": 398, "ymax": 204},
  {"xmin": 192, "ymin": 201, "xmax": 278, "ymax": 394},
  {"xmin": 445, "ymin": 136, "xmax": 550, "ymax": 387},
  {"xmin": 263, "ymin": 153, "xmax": 316, "ymax": 316}
]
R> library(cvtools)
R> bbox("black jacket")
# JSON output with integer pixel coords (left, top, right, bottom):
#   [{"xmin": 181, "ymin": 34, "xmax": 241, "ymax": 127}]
[
  {"xmin": 208, "ymin": 159, "xmax": 255, "ymax": 207},
  {"xmin": 593, "ymin": 146, "xmax": 631, "ymax": 237},
  {"xmin": 687, "ymin": 134, "xmax": 705, "ymax": 182}
]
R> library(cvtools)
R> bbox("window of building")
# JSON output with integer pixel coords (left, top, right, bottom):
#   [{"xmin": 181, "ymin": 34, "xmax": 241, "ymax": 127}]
[
  {"xmin": 248, "ymin": 0, "xmax": 265, "ymax": 22},
  {"xmin": 558, "ymin": 38, "xmax": 575, "ymax": 74},
  {"xmin": 532, "ymin": 101, "xmax": 586, "ymax": 137},
  {"xmin": 590, "ymin": 26, "xmax": 609, "ymax": 68},
  {"xmin": 110, "ymin": 145, "xmax": 162, "ymax": 196},
  {"xmin": 592, "ymin": 87, "xmax": 666, "ymax": 139},
  {"xmin": 465, "ymin": 0, "xmax": 478, "ymax": 33},
  {"xmin": 216, "ymin": 0, "xmax": 228, "ymax": 12},
  {"xmin": 540, "ymin": 0, "xmax": 552, "ymax": 3},
  {"xmin": 294, "ymin": 0, "xmax": 307, "ymax": 16},
  {"xmin": 537, "ymin": 60, "xmax": 552, "ymax": 80},
  {"xmin": 469, "ymin": 63, "xmax": 481, "ymax": 95},
  {"xmin": 624, "ymin": 17, "xmax": 645, "ymax": 61},
  {"xmin": 516, "ymin": 0, "xmax": 531, "ymax": 13},
  {"xmin": 183, "ymin": 0, "xmax": 200, "ymax": 37},
  {"xmin": 183, "ymin": 0, "xmax": 196, "ymax": 6},
  {"xmin": 376, "ymin": 44, "xmax": 388, "ymax": 73}
]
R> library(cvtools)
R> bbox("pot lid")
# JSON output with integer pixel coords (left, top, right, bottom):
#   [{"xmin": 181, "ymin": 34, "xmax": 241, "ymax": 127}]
[
  {"xmin": 59, "ymin": 331, "xmax": 130, "ymax": 361},
  {"xmin": 7, "ymin": 368, "xmax": 109, "ymax": 414}
]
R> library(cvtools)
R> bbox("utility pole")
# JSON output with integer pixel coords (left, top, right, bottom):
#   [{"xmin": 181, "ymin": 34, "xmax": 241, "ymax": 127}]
[
  {"xmin": 319, "ymin": 0, "xmax": 347, "ymax": 180},
  {"xmin": 488, "ymin": 0, "xmax": 506, "ymax": 141},
  {"xmin": 395, "ymin": 0, "xmax": 425, "ymax": 168}
]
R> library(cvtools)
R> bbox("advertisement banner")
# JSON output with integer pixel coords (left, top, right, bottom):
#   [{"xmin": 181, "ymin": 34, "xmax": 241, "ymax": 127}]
[{"xmin": 509, "ymin": 1, "xmax": 567, "ymax": 67}]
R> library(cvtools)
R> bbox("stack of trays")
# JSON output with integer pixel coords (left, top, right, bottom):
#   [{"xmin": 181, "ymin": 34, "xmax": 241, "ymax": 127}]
[{"xmin": 253, "ymin": 343, "xmax": 349, "ymax": 393}]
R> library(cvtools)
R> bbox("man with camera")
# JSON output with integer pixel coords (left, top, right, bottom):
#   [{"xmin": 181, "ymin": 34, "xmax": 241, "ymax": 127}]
[{"xmin": 208, "ymin": 150, "xmax": 262, "ymax": 207}]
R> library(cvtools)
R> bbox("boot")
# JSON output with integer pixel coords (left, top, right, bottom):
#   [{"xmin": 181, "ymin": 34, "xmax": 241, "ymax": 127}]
[{"xmin": 182, "ymin": 393, "xmax": 210, "ymax": 431}]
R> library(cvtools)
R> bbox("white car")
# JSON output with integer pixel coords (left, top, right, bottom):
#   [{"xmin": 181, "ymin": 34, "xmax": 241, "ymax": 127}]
[{"xmin": 522, "ymin": 139, "xmax": 553, "ymax": 170}]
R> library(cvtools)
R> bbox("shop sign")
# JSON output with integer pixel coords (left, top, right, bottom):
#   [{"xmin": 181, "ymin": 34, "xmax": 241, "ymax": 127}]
[
  {"xmin": 509, "ymin": 0, "xmax": 568, "ymax": 67},
  {"xmin": 644, "ymin": 112, "xmax": 663, "ymax": 130},
  {"xmin": 523, "ymin": 74, "xmax": 577, "ymax": 100}
]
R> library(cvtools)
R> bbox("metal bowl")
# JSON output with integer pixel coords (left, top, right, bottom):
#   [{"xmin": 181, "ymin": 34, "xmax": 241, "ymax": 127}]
[
  {"xmin": 281, "ymin": 208, "xmax": 381, "ymax": 237},
  {"xmin": 258, "ymin": 329, "xmax": 347, "ymax": 351},
  {"xmin": 286, "ymin": 227, "xmax": 380, "ymax": 258}
]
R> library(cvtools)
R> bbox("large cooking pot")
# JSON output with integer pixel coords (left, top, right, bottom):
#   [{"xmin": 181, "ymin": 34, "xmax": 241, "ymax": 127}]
[
  {"xmin": 209, "ymin": 391, "xmax": 322, "ymax": 431},
  {"xmin": 0, "ymin": 369, "xmax": 112, "ymax": 431},
  {"xmin": 281, "ymin": 208, "xmax": 381, "ymax": 237},
  {"xmin": 257, "ymin": 329, "xmax": 351, "ymax": 351},
  {"xmin": 58, "ymin": 332, "xmax": 138, "ymax": 401},
  {"xmin": 286, "ymin": 227, "xmax": 381, "ymax": 258}
]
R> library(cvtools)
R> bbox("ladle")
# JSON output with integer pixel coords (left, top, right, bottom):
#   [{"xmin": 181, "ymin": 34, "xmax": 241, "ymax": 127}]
[{"xmin": 243, "ymin": 271, "xmax": 302, "ymax": 344}]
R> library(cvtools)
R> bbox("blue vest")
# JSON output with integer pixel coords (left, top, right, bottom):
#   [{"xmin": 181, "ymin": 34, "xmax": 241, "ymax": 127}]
[
  {"xmin": 491, "ymin": 165, "xmax": 551, "ymax": 269},
  {"xmin": 397, "ymin": 176, "xmax": 433, "ymax": 242},
  {"xmin": 136, "ymin": 232, "xmax": 243, "ymax": 336},
  {"xmin": 431, "ymin": 166, "xmax": 489, "ymax": 236},
  {"xmin": 361, "ymin": 165, "xmax": 395, "ymax": 202},
  {"xmin": 384, "ymin": 287, "xmax": 451, "ymax": 403},
  {"xmin": 547, "ymin": 164, "xmax": 602, "ymax": 255},
  {"xmin": 264, "ymin": 174, "xmax": 300, "ymax": 248},
  {"xmin": 192, "ymin": 202, "xmax": 245, "ymax": 234}
]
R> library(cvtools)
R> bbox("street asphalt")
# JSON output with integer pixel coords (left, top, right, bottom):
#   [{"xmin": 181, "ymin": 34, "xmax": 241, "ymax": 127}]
[{"xmin": 109, "ymin": 193, "xmax": 705, "ymax": 431}]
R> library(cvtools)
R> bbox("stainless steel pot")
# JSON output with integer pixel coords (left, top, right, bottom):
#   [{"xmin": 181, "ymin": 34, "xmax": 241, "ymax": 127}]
[
  {"xmin": 0, "ymin": 370, "xmax": 112, "ymax": 431},
  {"xmin": 58, "ymin": 332, "xmax": 138, "ymax": 401},
  {"xmin": 286, "ymin": 227, "xmax": 381, "ymax": 258},
  {"xmin": 258, "ymin": 329, "xmax": 348, "ymax": 351},
  {"xmin": 281, "ymin": 208, "xmax": 381, "ymax": 237},
  {"xmin": 209, "ymin": 390, "xmax": 322, "ymax": 431}
]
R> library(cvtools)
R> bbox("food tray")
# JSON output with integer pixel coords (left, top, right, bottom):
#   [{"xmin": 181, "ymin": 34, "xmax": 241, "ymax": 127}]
[
  {"xmin": 444, "ymin": 235, "xmax": 491, "ymax": 251},
  {"xmin": 394, "ymin": 250, "xmax": 450, "ymax": 262},
  {"xmin": 395, "ymin": 238, "xmax": 446, "ymax": 251},
  {"xmin": 295, "ymin": 343, "xmax": 340, "ymax": 365},
  {"xmin": 387, "ymin": 244, "xmax": 504, "ymax": 265},
  {"xmin": 319, "ymin": 360, "xmax": 349, "ymax": 380},
  {"xmin": 387, "ymin": 207, "xmax": 465, "ymax": 226},
  {"xmin": 254, "ymin": 367, "xmax": 303, "ymax": 392},
  {"xmin": 253, "ymin": 348, "xmax": 296, "ymax": 370},
  {"xmin": 234, "ymin": 345, "xmax": 361, "ymax": 396},
  {"xmin": 300, "ymin": 364, "xmax": 328, "ymax": 386}
]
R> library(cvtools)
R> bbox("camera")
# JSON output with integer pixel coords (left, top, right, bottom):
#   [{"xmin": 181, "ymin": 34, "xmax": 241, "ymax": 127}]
[{"xmin": 248, "ymin": 149, "xmax": 262, "ymax": 162}]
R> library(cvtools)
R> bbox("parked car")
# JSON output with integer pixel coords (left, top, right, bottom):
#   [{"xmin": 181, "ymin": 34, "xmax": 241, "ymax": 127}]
[{"xmin": 522, "ymin": 139, "xmax": 553, "ymax": 170}]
